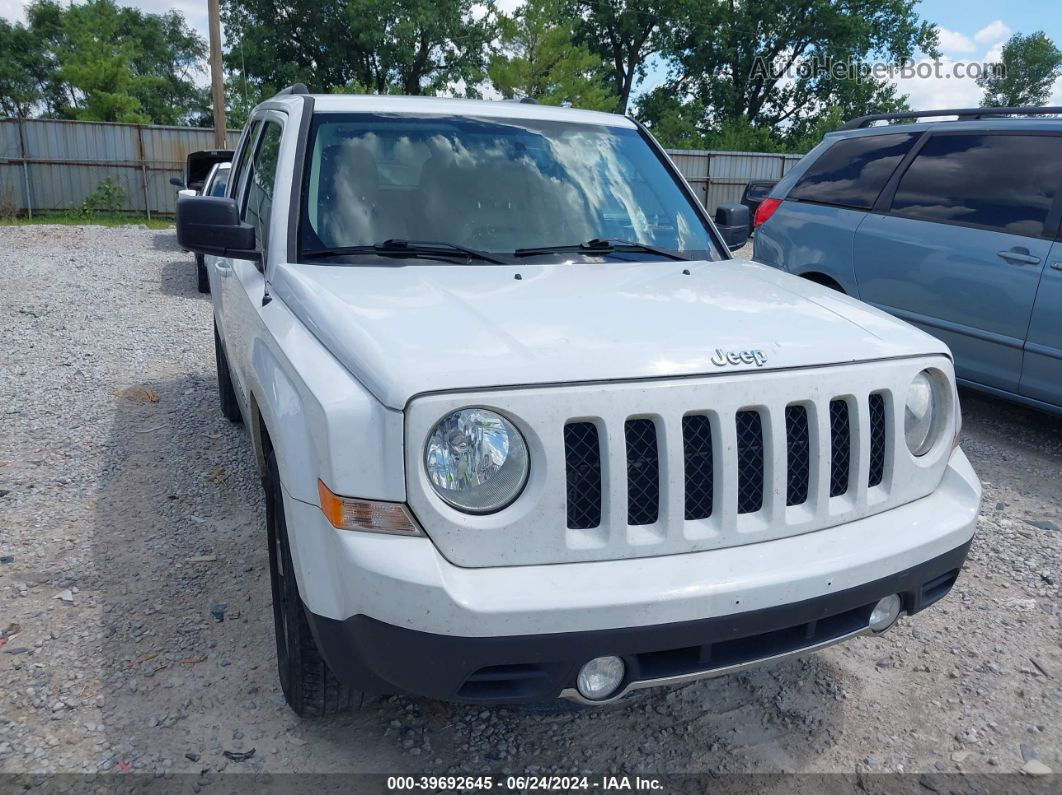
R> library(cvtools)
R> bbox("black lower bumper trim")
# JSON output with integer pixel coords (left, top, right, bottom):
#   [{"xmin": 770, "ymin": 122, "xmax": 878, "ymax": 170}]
[{"xmin": 304, "ymin": 541, "xmax": 970, "ymax": 703}]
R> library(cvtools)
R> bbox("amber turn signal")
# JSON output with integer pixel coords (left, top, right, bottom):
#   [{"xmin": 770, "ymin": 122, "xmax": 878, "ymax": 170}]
[{"xmin": 317, "ymin": 480, "xmax": 423, "ymax": 536}]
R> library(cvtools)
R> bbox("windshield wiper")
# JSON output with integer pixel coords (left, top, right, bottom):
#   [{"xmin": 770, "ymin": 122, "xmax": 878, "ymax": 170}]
[
  {"xmin": 303, "ymin": 239, "xmax": 506, "ymax": 265},
  {"xmin": 513, "ymin": 238, "xmax": 689, "ymax": 261}
]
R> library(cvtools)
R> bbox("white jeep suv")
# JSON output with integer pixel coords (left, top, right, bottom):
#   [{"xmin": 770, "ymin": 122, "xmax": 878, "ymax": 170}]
[{"xmin": 176, "ymin": 86, "xmax": 981, "ymax": 716}]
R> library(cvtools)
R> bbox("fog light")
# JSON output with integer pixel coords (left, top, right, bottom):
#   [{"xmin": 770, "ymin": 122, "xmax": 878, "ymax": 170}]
[
  {"xmin": 869, "ymin": 594, "xmax": 902, "ymax": 632},
  {"xmin": 576, "ymin": 656, "xmax": 625, "ymax": 700}
]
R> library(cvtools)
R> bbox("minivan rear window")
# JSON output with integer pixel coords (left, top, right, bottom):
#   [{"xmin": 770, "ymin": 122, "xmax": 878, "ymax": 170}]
[
  {"xmin": 889, "ymin": 133, "xmax": 1062, "ymax": 238},
  {"xmin": 788, "ymin": 133, "xmax": 917, "ymax": 210}
]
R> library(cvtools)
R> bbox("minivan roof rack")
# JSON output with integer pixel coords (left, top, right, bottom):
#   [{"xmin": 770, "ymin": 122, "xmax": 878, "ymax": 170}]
[
  {"xmin": 842, "ymin": 106, "xmax": 1062, "ymax": 129},
  {"xmin": 274, "ymin": 83, "xmax": 309, "ymax": 97}
]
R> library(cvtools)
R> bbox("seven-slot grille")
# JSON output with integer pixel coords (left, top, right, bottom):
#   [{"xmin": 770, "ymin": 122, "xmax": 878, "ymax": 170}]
[{"xmin": 565, "ymin": 392, "xmax": 889, "ymax": 529}]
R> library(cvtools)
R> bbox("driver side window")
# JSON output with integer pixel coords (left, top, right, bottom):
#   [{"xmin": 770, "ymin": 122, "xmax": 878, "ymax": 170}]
[{"xmin": 242, "ymin": 120, "xmax": 283, "ymax": 254}]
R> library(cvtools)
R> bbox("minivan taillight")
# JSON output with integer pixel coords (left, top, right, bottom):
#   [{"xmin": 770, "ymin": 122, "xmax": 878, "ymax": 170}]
[{"xmin": 754, "ymin": 198, "xmax": 782, "ymax": 228}]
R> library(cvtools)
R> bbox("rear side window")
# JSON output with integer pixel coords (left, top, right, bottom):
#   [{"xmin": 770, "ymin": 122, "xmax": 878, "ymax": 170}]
[
  {"xmin": 889, "ymin": 133, "xmax": 1062, "ymax": 238},
  {"xmin": 744, "ymin": 182, "xmax": 774, "ymax": 201},
  {"xmin": 789, "ymin": 133, "xmax": 917, "ymax": 210}
]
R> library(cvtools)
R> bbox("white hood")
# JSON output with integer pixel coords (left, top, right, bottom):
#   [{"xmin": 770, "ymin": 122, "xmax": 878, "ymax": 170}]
[{"xmin": 271, "ymin": 257, "xmax": 948, "ymax": 410}]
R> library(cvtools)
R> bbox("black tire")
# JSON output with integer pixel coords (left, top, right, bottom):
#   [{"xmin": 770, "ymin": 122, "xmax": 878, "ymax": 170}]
[
  {"xmin": 196, "ymin": 253, "xmax": 210, "ymax": 294},
  {"xmin": 265, "ymin": 451, "xmax": 354, "ymax": 717},
  {"xmin": 214, "ymin": 322, "xmax": 242, "ymax": 424}
]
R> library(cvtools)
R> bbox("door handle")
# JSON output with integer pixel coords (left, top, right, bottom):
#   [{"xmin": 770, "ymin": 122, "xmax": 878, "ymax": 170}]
[
  {"xmin": 1052, "ymin": 262, "xmax": 1062, "ymax": 271},
  {"xmin": 997, "ymin": 249, "xmax": 1041, "ymax": 265}
]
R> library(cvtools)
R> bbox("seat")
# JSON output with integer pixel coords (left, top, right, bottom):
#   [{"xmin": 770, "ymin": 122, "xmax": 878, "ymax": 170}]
[{"xmin": 318, "ymin": 140, "xmax": 383, "ymax": 248}]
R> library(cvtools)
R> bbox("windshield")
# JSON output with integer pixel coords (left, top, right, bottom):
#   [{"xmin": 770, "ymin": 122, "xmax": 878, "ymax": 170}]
[{"xmin": 299, "ymin": 113, "xmax": 722, "ymax": 262}]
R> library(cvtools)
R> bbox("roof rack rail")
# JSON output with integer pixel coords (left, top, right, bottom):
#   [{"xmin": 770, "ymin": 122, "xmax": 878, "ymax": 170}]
[
  {"xmin": 842, "ymin": 106, "xmax": 1062, "ymax": 130},
  {"xmin": 274, "ymin": 83, "xmax": 309, "ymax": 97}
]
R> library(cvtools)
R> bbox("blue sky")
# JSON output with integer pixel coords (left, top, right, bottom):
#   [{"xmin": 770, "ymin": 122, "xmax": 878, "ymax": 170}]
[
  {"xmin": 893, "ymin": 0, "xmax": 1062, "ymax": 107},
  {"xmin": 632, "ymin": 0, "xmax": 1062, "ymax": 107},
  {"xmin": 2, "ymin": 0, "xmax": 1060, "ymax": 108}
]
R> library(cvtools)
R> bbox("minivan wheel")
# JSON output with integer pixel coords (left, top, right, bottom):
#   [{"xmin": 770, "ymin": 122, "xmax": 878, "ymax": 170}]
[
  {"xmin": 195, "ymin": 254, "xmax": 210, "ymax": 294},
  {"xmin": 265, "ymin": 452, "xmax": 354, "ymax": 717},
  {"xmin": 213, "ymin": 322, "xmax": 242, "ymax": 423}
]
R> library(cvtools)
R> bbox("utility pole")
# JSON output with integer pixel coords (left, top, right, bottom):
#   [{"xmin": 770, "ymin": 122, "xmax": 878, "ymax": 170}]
[{"xmin": 208, "ymin": 0, "xmax": 227, "ymax": 148}]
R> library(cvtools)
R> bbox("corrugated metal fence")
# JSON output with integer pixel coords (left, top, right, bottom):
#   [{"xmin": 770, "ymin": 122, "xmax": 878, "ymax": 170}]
[
  {"xmin": 667, "ymin": 148, "xmax": 803, "ymax": 213},
  {"xmin": 0, "ymin": 118, "xmax": 802, "ymax": 218},
  {"xmin": 0, "ymin": 118, "xmax": 240, "ymax": 218}
]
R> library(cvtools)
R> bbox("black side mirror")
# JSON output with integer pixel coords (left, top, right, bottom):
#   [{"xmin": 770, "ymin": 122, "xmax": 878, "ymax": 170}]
[
  {"xmin": 176, "ymin": 195, "xmax": 260, "ymax": 260},
  {"xmin": 715, "ymin": 204, "xmax": 751, "ymax": 252},
  {"xmin": 169, "ymin": 175, "xmax": 185, "ymax": 188}
]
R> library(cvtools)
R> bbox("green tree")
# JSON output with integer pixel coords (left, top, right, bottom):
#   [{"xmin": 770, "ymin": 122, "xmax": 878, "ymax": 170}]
[
  {"xmin": 121, "ymin": 7, "xmax": 208, "ymax": 125},
  {"xmin": 53, "ymin": 0, "xmax": 151, "ymax": 123},
  {"xmin": 978, "ymin": 32, "xmax": 1062, "ymax": 108},
  {"xmin": 705, "ymin": 116, "xmax": 787, "ymax": 152},
  {"xmin": 640, "ymin": 0, "xmax": 933, "ymax": 148},
  {"xmin": 784, "ymin": 105, "xmax": 847, "ymax": 153},
  {"xmin": 221, "ymin": 0, "xmax": 496, "ymax": 98},
  {"xmin": 22, "ymin": 0, "xmax": 206, "ymax": 124},
  {"xmin": 573, "ymin": 0, "xmax": 671, "ymax": 113},
  {"xmin": 0, "ymin": 20, "xmax": 48, "ymax": 118},
  {"xmin": 489, "ymin": 0, "xmax": 617, "ymax": 109},
  {"xmin": 224, "ymin": 72, "xmax": 267, "ymax": 129},
  {"xmin": 783, "ymin": 77, "xmax": 908, "ymax": 151},
  {"xmin": 632, "ymin": 87, "xmax": 711, "ymax": 147}
]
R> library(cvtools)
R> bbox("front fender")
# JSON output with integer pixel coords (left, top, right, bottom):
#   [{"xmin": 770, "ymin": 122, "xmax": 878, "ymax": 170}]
[
  {"xmin": 246, "ymin": 297, "xmax": 405, "ymax": 506},
  {"xmin": 242, "ymin": 298, "xmax": 406, "ymax": 616}
]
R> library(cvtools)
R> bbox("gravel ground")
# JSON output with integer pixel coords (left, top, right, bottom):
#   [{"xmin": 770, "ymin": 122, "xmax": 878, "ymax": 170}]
[{"xmin": 0, "ymin": 225, "xmax": 1059, "ymax": 780}]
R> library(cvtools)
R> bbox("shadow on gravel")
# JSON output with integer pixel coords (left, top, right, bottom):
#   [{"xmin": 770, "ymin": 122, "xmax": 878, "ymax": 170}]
[
  {"xmin": 159, "ymin": 259, "xmax": 206, "ymax": 300},
  {"xmin": 93, "ymin": 372, "xmax": 283, "ymax": 773},
  {"xmin": 151, "ymin": 231, "xmax": 182, "ymax": 252},
  {"xmin": 93, "ymin": 371, "xmax": 847, "ymax": 775},
  {"xmin": 959, "ymin": 387, "xmax": 1062, "ymax": 459}
]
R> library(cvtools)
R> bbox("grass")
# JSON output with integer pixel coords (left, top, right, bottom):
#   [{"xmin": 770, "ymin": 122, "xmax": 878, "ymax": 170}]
[{"xmin": 0, "ymin": 211, "xmax": 173, "ymax": 230}]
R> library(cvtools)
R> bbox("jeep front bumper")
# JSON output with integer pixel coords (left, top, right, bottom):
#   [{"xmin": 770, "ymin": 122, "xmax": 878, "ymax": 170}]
[{"xmin": 283, "ymin": 447, "xmax": 980, "ymax": 702}]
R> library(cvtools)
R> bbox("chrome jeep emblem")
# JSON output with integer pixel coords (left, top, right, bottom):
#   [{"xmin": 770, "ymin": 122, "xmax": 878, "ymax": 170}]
[{"xmin": 711, "ymin": 348, "xmax": 767, "ymax": 367}]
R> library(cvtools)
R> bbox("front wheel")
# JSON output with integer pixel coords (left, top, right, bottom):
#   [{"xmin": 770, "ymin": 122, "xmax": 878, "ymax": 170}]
[{"xmin": 265, "ymin": 452, "xmax": 354, "ymax": 717}]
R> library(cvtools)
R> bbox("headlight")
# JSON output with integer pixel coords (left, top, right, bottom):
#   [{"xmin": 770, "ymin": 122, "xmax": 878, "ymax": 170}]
[
  {"xmin": 904, "ymin": 370, "xmax": 943, "ymax": 456},
  {"xmin": 425, "ymin": 408, "xmax": 529, "ymax": 513}
]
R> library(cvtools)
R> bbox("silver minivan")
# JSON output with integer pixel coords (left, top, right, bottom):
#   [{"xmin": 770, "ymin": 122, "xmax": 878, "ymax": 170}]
[{"xmin": 754, "ymin": 106, "xmax": 1062, "ymax": 414}]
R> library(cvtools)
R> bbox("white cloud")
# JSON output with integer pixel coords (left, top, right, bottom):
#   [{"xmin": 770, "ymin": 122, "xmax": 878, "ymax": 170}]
[
  {"xmin": 974, "ymin": 20, "xmax": 1011, "ymax": 45},
  {"xmin": 984, "ymin": 41, "xmax": 1005, "ymax": 63},
  {"xmin": 889, "ymin": 21, "xmax": 1018, "ymax": 112},
  {"xmin": 0, "ymin": 0, "xmax": 27, "ymax": 24},
  {"xmin": 1, "ymin": 0, "xmax": 210, "ymax": 38},
  {"xmin": 890, "ymin": 58, "xmax": 985, "ymax": 111},
  {"xmin": 937, "ymin": 27, "xmax": 975, "ymax": 53}
]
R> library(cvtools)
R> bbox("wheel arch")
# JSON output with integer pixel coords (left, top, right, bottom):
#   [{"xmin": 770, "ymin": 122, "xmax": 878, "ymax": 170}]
[
  {"xmin": 797, "ymin": 270, "xmax": 847, "ymax": 293},
  {"xmin": 245, "ymin": 329, "xmax": 405, "ymax": 621},
  {"xmin": 249, "ymin": 392, "xmax": 271, "ymax": 475},
  {"xmin": 246, "ymin": 339, "xmax": 322, "ymax": 504}
]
